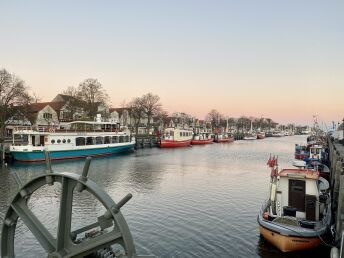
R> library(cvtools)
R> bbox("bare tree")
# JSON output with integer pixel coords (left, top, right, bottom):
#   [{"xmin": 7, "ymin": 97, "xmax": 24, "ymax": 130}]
[
  {"xmin": 206, "ymin": 109, "xmax": 223, "ymax": 131},
  {"xmin": 128, "ymin": 97, "xmax": 144, "ymax": 135},
  {"xmin": 77, "ymin": 78, "xmax": 109, "ymax": 118},
  {"xmin": 141, "ymin": 93, "xmax": 161, "ymax": 132},
  {"xmin": 0, "ymin": 69, "xmax": 32, "ymax": 137},
  {"xmin": 62, "ymin": 86, "xmax": 82, "ymax": 120}
]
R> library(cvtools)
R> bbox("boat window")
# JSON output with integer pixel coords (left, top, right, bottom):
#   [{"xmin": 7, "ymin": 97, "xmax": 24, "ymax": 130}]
[
  {"xmin": 96, "ymin": 136, "xmax": 103, "ymax": 145},
  {"xmin": 104, "ymin": 136, "xmax": 111, "ymax": 144},
  {"xmin": 51, "ymin": 139, "xmax": 55, "ymax": 144},
  {"xmin": 180, "ymin": 132, "xmax": 182, "ymax": 137},
  {"xmin": 119, "ymin": 136, "xmax": 124, "ymax": 143},
  {"xmin": 57, "ymin": 139, "xmax": 61, "ymax": 144},
  {"xmin": 125, "ymin": 136, "xmax": 129, "ymax": 142},
  {"xmin": 86, "ymin": 137, "xmax": 94, "ymax": 145},
  {"xmin": 76, "ymin": 137, "xmax": 86, "ymax": 146},
  {"xmin": 112, "ymin": 136, "xmax": 119, "ymax": 143},
  {"xmin": 67, "ymin": 139, "xmax": 71, "ymax": 143},
  {"xmin": 62, "ymin": 139, "xmax": 66, "ymax": 143}
]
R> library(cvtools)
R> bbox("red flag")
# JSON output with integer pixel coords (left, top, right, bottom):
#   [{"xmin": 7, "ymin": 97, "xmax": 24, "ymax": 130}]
[
  {"xmin": 270, "ymin": 156, "xmax": 276, "ymax": 167},
  {"xmin": 267, "ymin": 155, "xmax": 272, "ymax": 166}
]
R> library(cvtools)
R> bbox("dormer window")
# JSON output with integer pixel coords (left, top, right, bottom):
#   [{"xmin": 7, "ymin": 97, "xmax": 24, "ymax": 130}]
[{"xmin": 43, "ymin": 113, "xmax": 52, "ymax": 119}]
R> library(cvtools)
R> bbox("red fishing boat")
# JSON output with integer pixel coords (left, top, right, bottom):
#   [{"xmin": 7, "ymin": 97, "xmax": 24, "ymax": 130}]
[
  {"xmin": 214, "ymin": 133, "xmax": 234, "ymax": 143},
  {"xmin": 257, "ymin": 132, "xmax": 265, "ymax": 139},
  {"xmin": 159, "ymin": 128, "xmax": 193, "ymax": 148},
  {"xmin": 191, "ymin": 133, "xmax": 213, "ymax": 145}
]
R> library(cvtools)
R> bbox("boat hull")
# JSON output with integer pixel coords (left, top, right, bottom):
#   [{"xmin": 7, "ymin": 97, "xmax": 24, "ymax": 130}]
[
  {"xmin": 159, "ymin": 139, "xmax": 191, "ymax": 148},
  {"xmin": 191, "ymin": 138, "xmax": 213, "ymax": 145},
  {"xmin": 259, "ymin": 224, "xmax": 321, "ymax": 252},
  {"xmin": 257, "ymin": 134, "xmax": 265, "ymax": 139},
  {"xmin": 214, "ymin": 137, "xmax": 234, "ymax": 143},
  {"xmin": 11, "ymin": 144, "xmax": 135, "ymax": 162}
]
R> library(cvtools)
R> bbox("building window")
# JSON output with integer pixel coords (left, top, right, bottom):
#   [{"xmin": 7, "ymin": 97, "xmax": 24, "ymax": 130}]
[{"xmin": 43, "ymin": 113, "xmax": 53, "ymax": 119}]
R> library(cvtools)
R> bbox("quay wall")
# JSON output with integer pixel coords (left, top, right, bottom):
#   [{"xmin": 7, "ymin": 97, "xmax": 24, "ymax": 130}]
[{"xmin": 328, "ymin": 137, "xmax": 344, "ymax": 257}]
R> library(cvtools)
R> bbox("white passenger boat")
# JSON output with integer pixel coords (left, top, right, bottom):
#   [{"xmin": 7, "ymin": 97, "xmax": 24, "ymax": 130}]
[{"xmin": 10, "ymin": 121, "xmax": 135, "ymax": 162}]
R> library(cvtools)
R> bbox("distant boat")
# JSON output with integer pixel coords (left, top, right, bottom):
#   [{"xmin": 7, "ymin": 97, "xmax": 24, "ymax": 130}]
[
  {"xmin": 214, "ymin": 133, "xmax": 234, "ymax": 143},
  {"xmin": 159, "ymin": 128, "xmax": 193, "ymax": 148},
  {"xmin": 258, "ymin": 158, "xmax": 331, "ymax": 252},
  {"xmin": 244, "ymin": 121, "xmax": 257, "ymax": 140},
  {"xmin": 243, "ymin": 134, "xmax": 256, "ymax": 140},
  {"xmin": 257, "ymin": 132, "xmax": 266, "ymax": 139},
  {"xmin": 191, "ymin": 133, "xmax": 213, "ymax": 145},
  {"xmin": 272, "ymin": 131, "xmax": 284, "ymax": 137},
  {"xmin": 9, "ymin": 121, "xmax": 135, "ymax": 162}
]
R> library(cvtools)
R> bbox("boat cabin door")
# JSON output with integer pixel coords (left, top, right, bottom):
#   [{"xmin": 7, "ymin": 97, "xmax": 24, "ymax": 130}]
[
  {"xmin": 31, "ymin": 136, "xmax": 36, "ymax": 146},
  {"xmin": 288, "ymin": 179, "xmax": 305, "ymax": 212}
]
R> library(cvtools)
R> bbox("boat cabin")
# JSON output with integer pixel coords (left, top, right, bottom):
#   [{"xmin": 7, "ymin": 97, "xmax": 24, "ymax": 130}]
[
  {"xmin": 309, "ymin": 145, "xmax": 323, "ymax": 160},
  {"xmin": 162, "ymin": 128, "xmax": 193, "ymax": 141},
  {"xmin": 274, "ymin": 169, "xmax": 324, "ymax": 222}
]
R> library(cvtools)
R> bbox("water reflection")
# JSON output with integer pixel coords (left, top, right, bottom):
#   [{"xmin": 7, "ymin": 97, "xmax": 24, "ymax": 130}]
[{"xmin": 0, "ymin": 136, "xmax": 330, "ymax": 257}]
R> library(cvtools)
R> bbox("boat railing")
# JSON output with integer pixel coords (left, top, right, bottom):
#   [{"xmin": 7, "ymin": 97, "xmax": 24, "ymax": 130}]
[{"xmin": 13, "ymin": 126, "xmax": 125, "ymax": 134}]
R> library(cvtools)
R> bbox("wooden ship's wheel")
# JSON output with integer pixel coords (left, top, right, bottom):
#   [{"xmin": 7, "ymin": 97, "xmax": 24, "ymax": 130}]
[{"xmin": 1, "ymin": 154, "xmax": 154, "ymax": 258}]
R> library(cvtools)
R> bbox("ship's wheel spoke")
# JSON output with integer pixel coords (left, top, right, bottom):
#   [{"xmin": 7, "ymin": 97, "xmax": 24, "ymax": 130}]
[
  {"xmin": 56, "ymin": 176, "xmax": 75, "ymax": 252},
  {"xmin": 11, "ymin": 198, "xmax": 56, "ymax": 253}
]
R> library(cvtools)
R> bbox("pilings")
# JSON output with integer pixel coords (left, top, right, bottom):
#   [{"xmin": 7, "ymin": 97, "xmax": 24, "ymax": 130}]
[
  {"xmin": 135, "ymin": 135, "xmax": 158, "ymax": 149},
  {"xmin": 328, "ymin": 137, "xmax": 344, "ymax": 257}
]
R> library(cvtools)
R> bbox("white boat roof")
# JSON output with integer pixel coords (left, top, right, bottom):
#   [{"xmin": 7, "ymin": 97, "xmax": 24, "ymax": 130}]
[{"xmin": 68, "ymin": 121, "xmax": 119, "ymax": 125}]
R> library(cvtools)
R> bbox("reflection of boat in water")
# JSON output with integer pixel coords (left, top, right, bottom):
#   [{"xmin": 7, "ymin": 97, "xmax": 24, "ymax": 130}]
[
  {"xmin": 191, "ymin": 133, "xmax": 213, "ymax": 145},
  {"xmin": 159, "ymin": 128, "xmax": 193, "ymax": 148},
  {"xmin": 258, "ymin": 157, "xmax": 331, "ymax": 252},
  {"xmin": 10, "ymin": 121, "xmax": 135, "ymax": 162}
]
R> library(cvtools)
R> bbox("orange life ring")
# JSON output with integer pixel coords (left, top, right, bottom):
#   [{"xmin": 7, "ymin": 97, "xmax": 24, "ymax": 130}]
[{"xmin": 49, "ymin": 128, "xmax": 55, "ymax": 133}]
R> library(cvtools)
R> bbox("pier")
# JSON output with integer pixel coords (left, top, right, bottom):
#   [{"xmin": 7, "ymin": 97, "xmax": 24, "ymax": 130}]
[{"xmin": 328, "ymin": 137, "xmax": 344, "ymax": 257}]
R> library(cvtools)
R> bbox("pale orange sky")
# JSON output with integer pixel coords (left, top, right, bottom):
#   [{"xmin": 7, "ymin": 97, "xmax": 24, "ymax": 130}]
[{"xmin": 1, "ymin": 1, "xmax": 343, "ymax": 125}]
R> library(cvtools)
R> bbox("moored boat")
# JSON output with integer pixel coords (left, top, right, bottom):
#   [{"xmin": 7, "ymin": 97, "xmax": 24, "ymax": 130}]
[
  {"xmin": 159, "ymin": 128, "xmax": 193, "ymax": 148},
  {"xmin": 214, "ymin": 133, "xmax": 234, "ymax": 143},
  {"xmin": 10, "ymin": 121, "xmax": 135, "ymax": 162},
  {"xmin": 191, "ymin": 133, "xmax": 213, "ymax": 145},
  {"xmin": 243, "ymin": 133, "xmax": 257, "ymax": 140},
  {"xmin": 258, "ymin": 157, "xmax": 331, "ymax": 252},
  {"xmin": 257, "ymin": 132, "xmax": 266, "ymax": 139}
]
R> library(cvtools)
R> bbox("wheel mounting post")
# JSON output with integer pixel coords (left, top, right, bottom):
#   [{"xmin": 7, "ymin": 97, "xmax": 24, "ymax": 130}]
[
  {"xmin": 76, "ymin": 156, "xmax": 91, "ymax": 192},
  {"xmin": 44, "ymin": 151, "xmax": 54, "ymax": 185}
]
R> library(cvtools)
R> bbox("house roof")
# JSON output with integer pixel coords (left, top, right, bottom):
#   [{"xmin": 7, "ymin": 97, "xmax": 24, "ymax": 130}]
[
  {"xmin": 28, "ymin": 102, "xmax": 66, "ymax": 113},
  {"xmin": 109, "ymin": 107, "xmax": 132, "ymax": 116}
]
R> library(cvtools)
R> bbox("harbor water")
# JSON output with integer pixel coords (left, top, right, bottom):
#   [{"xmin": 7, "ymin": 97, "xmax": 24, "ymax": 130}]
[{"xmin": 0, "ymin": 135, "xmax": 330, "ymax": 257}]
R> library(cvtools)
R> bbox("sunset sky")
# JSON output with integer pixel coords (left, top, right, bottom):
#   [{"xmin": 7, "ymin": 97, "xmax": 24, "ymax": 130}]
[{"xmin": 1, "ymin": 1, "xmax": 343, "ymax": 125}]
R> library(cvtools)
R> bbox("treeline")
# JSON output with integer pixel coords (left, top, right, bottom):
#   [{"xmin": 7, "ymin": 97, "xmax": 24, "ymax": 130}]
[{"xmin": 0, "ymin": 68, "xmax": 293, "ymax": 138}]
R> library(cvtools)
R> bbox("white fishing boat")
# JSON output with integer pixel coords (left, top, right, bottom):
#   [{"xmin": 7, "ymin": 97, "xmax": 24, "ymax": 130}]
[
  {"xmin": 10, "ymin": 121, "xmax": 135, "ymax": 162},
  {"xmin": 258, "ymin": 157, "xmax": 331, "ymax": 252}
]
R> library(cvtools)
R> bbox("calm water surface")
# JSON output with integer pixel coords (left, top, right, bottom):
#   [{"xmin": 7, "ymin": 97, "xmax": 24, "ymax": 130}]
[{"xmin": 0, "ymin": 136, "xmax": 330, "ymax": 257}]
